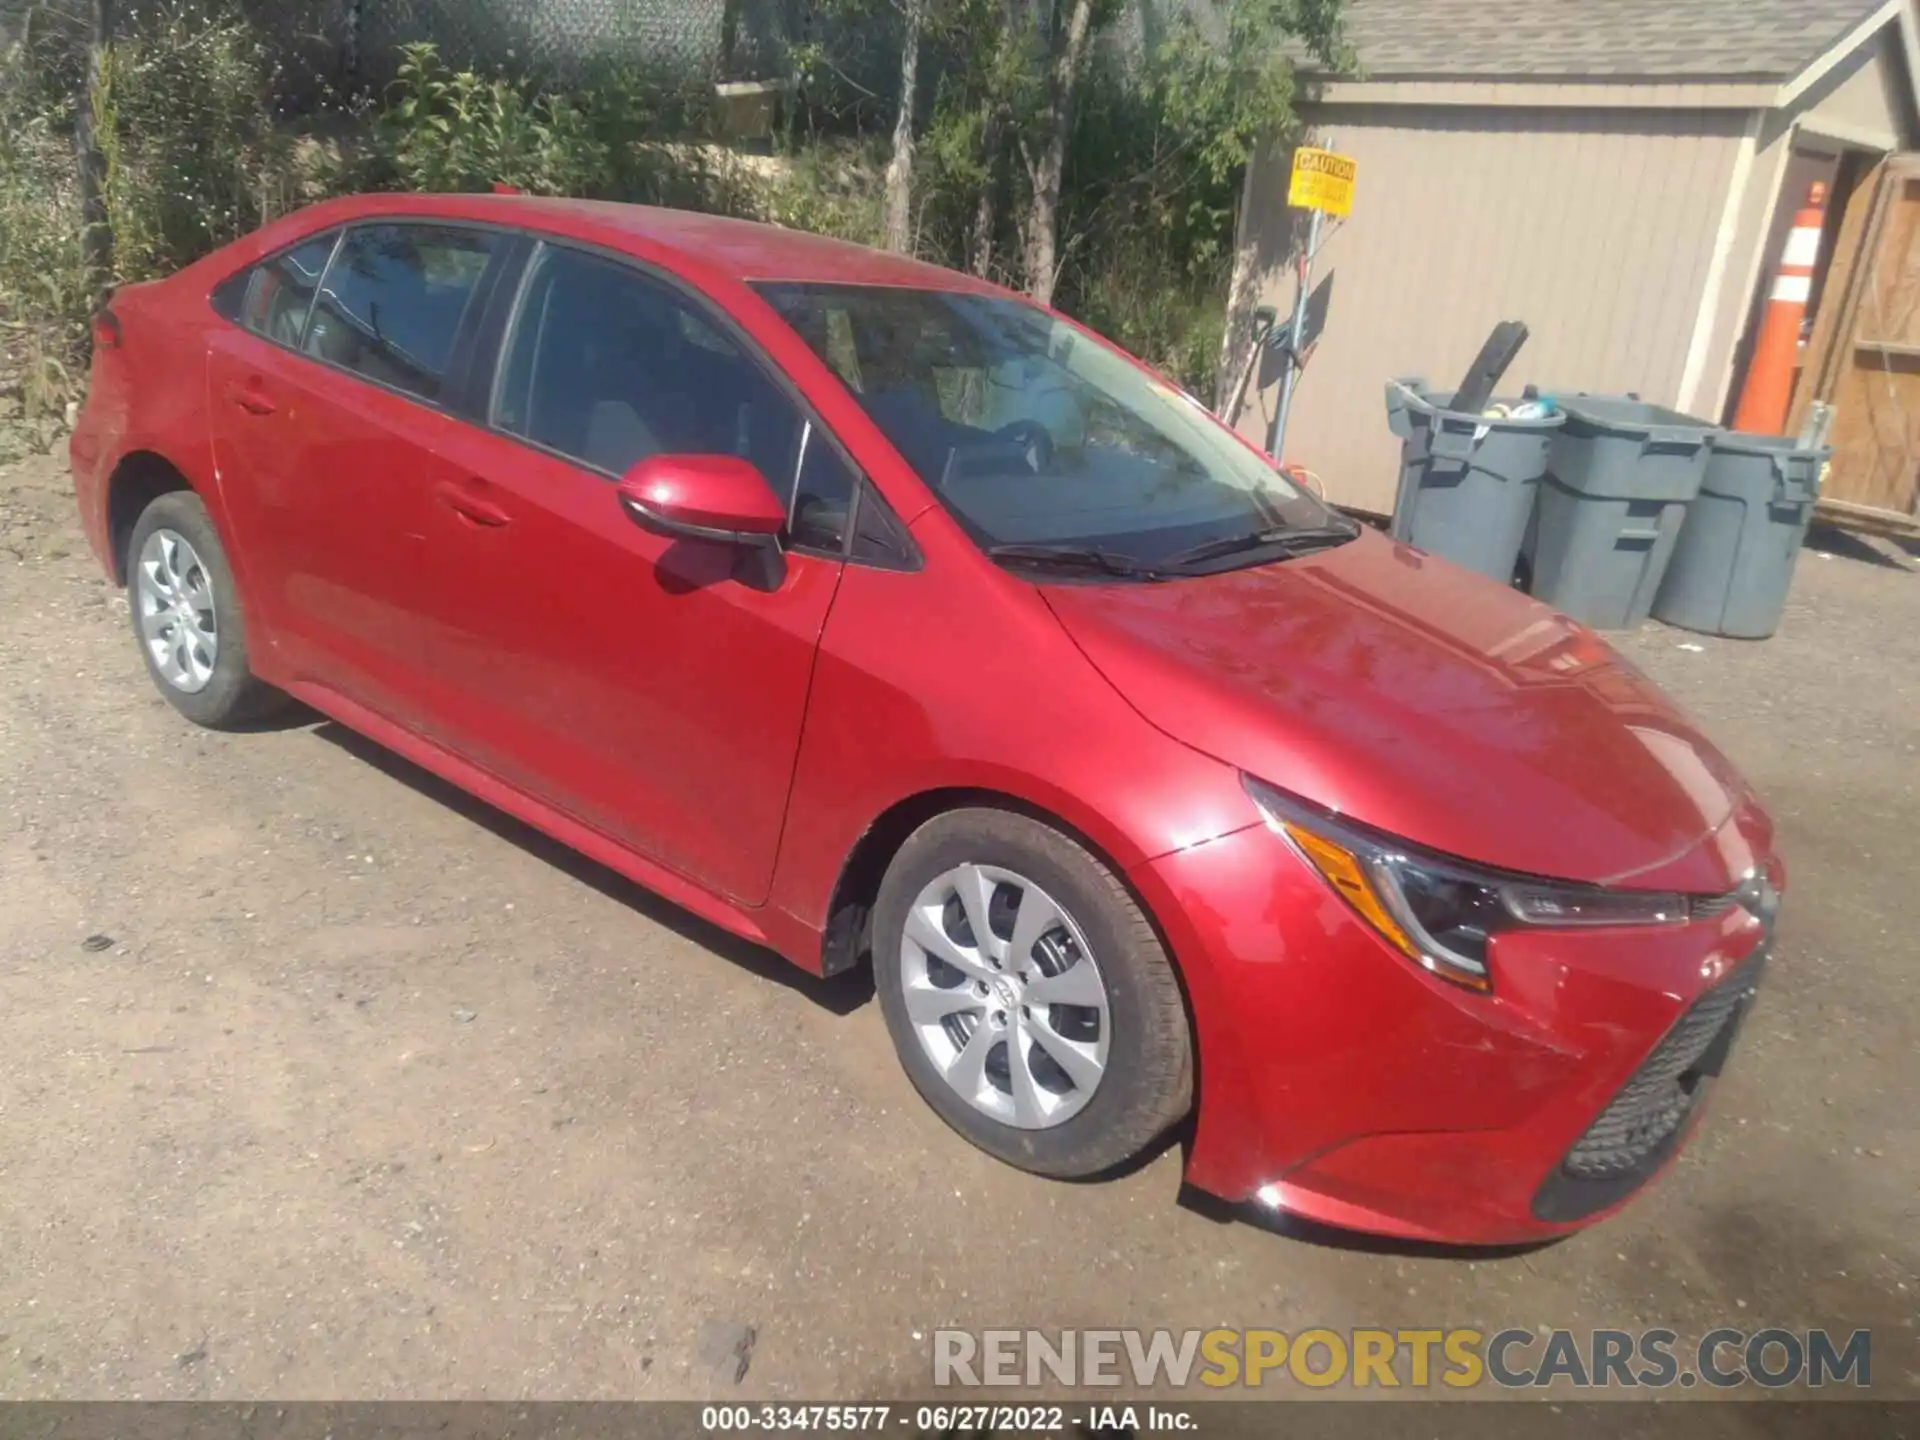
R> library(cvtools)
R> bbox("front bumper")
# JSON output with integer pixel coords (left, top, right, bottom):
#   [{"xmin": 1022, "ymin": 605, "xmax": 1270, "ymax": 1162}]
[
  {"xmin": 1531, "ymin": 947, "xmax": 1764, "ymax": 1225},
  {"xmin": 1132, "ymin": 823, "xmax": 1775, "ymax": 1246}
]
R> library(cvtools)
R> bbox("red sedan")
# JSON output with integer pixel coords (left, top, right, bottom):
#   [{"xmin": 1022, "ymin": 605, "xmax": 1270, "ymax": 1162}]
[{"xmin": 69, "ymin": 193, "xmax": 1781, "ymax": 1245}]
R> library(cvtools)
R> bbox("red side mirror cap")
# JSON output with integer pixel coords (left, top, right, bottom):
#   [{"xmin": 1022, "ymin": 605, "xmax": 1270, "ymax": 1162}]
[{"xmin": 616, "ymin": 454, "xmax": 787, "ymax": 543}]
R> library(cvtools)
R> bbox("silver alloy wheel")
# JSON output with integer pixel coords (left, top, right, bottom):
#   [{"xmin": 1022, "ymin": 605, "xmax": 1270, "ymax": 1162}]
[
  {"xmin": 135, "ymin": 528, "xmax": 219, "ymax": 694},
  {"xmin": 899, "ymin": 863, "xmax": 1111, "ymax": 1129}
]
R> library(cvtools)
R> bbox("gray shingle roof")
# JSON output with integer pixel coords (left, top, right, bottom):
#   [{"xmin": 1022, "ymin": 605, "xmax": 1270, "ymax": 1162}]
[{"xmin": 1324, "ymin": 0, "xmax": 1892, "ymax": 81}]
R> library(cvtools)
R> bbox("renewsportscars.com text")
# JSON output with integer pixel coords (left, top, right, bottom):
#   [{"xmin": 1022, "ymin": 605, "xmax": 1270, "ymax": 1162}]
[{"xmin": 932, "ymin": 1327, "xmax": 1872, "ymax": 1390}]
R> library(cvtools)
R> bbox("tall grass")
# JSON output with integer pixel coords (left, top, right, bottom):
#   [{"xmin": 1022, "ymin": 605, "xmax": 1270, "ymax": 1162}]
[
  {"xmin": 0, "ymin": 2, "xmax": 296, "ymax": 416},
  {"xmin": 0, "ymin": 84, "xmax": 89, "ymax": 417}
]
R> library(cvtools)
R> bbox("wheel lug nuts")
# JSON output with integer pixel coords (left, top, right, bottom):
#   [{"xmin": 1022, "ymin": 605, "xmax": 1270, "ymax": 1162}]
[
  {"xmin": 973, "ymin": 981, "xmax": 989, "ymax": 998},
  {"xmin": 990, "ymin": 1010, "xmax": 1006, "ymax": 1028}
]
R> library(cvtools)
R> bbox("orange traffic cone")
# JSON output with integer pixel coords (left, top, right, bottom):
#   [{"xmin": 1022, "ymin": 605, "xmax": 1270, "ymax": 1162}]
[{"xmin": 1731, "ymin": 181, "xmax": 1828, "ymax": 435}]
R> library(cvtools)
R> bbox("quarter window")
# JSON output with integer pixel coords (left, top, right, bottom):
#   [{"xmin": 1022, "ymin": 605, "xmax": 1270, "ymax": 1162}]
[
  {"xmin": 304, "ymin": 224, "xmax": 496, "ymax": 402},
  {"xmin": 495, "ymin": 243, "xmax": 853, "ymax": 551},
  {"xmin": 790, "ymin": 419, "xmax": 858, "ymax": 553},
  {"xmin": 239, "ymin": 230, "xmax": 338, "ymax": 347}
]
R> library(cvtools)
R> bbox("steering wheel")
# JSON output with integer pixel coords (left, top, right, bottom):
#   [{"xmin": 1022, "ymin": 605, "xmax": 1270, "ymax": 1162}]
[{"xmin": 995, "ymin": 419, "xmax": 1055, "ymax": 474}]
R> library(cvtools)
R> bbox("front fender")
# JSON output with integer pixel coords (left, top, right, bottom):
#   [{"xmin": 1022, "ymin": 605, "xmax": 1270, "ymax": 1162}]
[{"xmin": 766, "ymin": 562, "xmax": 1257, "ymax": 973}]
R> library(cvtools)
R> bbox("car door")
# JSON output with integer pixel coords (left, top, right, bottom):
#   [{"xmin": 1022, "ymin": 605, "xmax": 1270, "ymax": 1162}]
[
  {"xmin": 205, "ymin": 221, "xmax": 514, "ymax": 731},
  {"xmin": 414, "ymin": 240, "xmax": 861, "ymax": 906}
]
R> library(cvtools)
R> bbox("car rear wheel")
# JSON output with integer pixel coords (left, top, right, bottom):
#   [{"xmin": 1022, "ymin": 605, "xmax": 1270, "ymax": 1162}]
[
  {"xmin": 127, "ymin": 491, "xmax": 284, "ymax": 729},
  {"xmin": 872, "ymin": 808, "xmax": 1192, "ymax": 1178}
]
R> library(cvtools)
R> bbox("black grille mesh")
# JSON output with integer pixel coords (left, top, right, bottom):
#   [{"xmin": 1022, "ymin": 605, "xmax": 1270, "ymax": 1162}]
[{"xmin": 1561, "ymin": 971, "xmax": 1755, "ymax": 1180}]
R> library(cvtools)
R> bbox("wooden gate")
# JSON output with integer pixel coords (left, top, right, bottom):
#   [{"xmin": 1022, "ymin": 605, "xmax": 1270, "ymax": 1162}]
[{"xmin": 1793, "ymin": 154, "xmax": 1920, "ymax": 537}]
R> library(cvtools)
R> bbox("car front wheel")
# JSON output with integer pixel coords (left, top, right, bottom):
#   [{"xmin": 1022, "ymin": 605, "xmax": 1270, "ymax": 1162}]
[{"xmin": 872, "ymin": 808, "xmax": 1193, "ymax": 1178}]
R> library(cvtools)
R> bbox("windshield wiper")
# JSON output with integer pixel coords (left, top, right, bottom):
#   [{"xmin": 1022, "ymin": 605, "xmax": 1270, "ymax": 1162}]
[
  {"xmin": 986, "ymin": 543, "xmax": 1172, "ymax": 581},
  {"xmin": 1161, "ymin": 521, "xmax": 1361, "ymax": 572}
]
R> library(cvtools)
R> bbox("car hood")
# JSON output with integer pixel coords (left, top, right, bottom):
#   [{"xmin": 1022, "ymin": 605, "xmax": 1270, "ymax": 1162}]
[{"xmin": 1041, "ymin": 530, "xmax": 1771, "ymax": 892}]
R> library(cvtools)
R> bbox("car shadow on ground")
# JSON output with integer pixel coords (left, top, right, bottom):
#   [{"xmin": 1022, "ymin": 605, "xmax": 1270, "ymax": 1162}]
[
  {"xmin": 302, "ymin": 715, "xmax": 877, "ymax": 1018},
  {"xmin": 220, "ymin": 696, "xmax": 334, "ymax": 734}
]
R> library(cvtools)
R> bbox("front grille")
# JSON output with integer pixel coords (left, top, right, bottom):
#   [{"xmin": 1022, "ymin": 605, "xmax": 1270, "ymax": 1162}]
[
  {"xmin": 1690, "ymin": 891, "xmax": 1740, "ymax": 920},
  {"xmin": 1533, "ymin": 955, "xmax": 1765, "ymax": 1222}
]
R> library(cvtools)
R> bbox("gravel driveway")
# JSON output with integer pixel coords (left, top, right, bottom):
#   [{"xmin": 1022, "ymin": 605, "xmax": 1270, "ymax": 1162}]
[{"xmin": 0, "ymin": 452, "xmax": 1913, "ymax": 1403}]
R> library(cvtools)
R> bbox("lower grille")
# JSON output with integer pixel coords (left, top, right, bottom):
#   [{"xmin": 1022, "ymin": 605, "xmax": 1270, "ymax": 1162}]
[
  {"xmin": 1563, "ymin": 973, "xmax": 1756, "ymax": 1178},
  {"xmin": 1533, "ymin": 955, "xmax": 1764, "ymax": 1222}
]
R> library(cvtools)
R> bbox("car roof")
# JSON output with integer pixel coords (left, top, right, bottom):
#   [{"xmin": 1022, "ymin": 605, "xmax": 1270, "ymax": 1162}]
[{"xmin": 290, "ymin": 191, "xmax": 1009, "ymax": 296}]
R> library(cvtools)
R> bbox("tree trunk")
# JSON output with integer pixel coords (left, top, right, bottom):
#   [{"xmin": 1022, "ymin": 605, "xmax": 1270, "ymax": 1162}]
[
  {"xmin": 1020, "ymin": 0, "xmax": 1095, "ymax": 308},
  {"xmin": 76, "ymin": 0, "xmax": 115, "ymax": 302},
  {"xmin": 968, "ymin": 112, "xmax": 1000, "ymax": 277},
  {"xmin": 880, "ymin": 0, "xmax": 925, "ymax": 255},
  {"xmin": 969, "ymin": 0, "xmax": 1025, "ymax": 278},
  {"xmin": 1214, "ymin": 156, "xmax": 1264, "ymax": 415}
]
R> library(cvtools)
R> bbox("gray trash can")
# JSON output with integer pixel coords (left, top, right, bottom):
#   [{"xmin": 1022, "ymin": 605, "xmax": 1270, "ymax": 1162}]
[
  {"xmin": 1650, "ymin": 435, "xmax": 1829, "ymax": 639},
  {"xmin": 1527, "ymin": 395, "xmax": 1720, "ymax": 629},
  {"xmin": 1384, "ymin": 378, "xmax": 1564, "ymax": 584}
]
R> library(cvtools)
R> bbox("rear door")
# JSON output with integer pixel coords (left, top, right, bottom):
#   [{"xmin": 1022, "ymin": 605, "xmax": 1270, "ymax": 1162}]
[
  {"xmin": 412, "ymin": 240, "xmax": 860, "ymax": 904},
  {"xmin": 206, "ymin": 221, "xmax": 515, "ymax": 728}
]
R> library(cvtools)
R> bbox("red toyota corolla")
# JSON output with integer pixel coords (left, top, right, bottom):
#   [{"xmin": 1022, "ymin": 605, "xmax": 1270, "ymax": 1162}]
[{"xmin": 70, "ymin": 192, "xmax": 1781, "ymax": 1244}]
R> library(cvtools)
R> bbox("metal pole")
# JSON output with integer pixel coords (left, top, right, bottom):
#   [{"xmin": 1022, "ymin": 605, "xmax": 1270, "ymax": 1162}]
[{"xmin": 1268, "ymin": 205, "xmax": 1321, "ymax": 464}]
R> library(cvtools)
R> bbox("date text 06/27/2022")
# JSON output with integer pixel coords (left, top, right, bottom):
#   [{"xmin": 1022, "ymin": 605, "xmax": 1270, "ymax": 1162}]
[{"xmin": 699, "ymin": 1405, "xmax": 1196, "ymax": 1433}]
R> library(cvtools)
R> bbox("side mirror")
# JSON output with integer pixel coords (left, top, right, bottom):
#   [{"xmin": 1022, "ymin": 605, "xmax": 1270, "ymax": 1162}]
[{"xmin": 616, "ymin": 454, "xmax": 787, "ymax": 545}]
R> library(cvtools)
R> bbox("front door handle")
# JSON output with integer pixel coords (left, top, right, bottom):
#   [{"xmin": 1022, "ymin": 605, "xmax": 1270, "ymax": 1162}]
[
  {"xmin": 434, "ymin": 479, "xmax": 513, "ymax": 528},
  {"xmin": 223, "ymin": 379, "xmax": 276, "ymax": 416}
]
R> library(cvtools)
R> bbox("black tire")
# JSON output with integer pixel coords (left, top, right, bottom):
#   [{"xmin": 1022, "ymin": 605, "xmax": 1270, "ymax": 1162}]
[
  {"xmin": 872, "ymin": 807, "xmax": 1193, "ymax": 1178},
  {"xmin": 125, "ymin": 490, "xmax": 285, "ymax": 729}
]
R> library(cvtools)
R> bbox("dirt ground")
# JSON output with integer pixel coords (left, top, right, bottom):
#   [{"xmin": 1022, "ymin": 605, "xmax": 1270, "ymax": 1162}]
[{"xmin": 0, "ymin": 451, "xmax": 1914, "ymax": 1404}]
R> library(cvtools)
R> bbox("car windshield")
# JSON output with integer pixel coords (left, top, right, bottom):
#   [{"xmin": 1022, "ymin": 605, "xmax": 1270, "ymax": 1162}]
[{"xmin": 754, "ymin": 283, "xmax": 1338, "ymax": 568}]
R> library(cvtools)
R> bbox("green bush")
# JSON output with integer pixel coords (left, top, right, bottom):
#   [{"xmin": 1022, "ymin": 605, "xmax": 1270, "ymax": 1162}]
[
  {"xmin": 750, "ymin": 140, "xmax": 887, "ymax": 247},
  {"xmin": 361, "ymin": 44, "xmax": 770, "ymax": 219},
  {"xmin": 371, "ymin": 43, "xmax": 613, "ymax": 198},
  {"xmin": 1073, "ymin": 244, "xmax": 1228, "ymax": 398}
]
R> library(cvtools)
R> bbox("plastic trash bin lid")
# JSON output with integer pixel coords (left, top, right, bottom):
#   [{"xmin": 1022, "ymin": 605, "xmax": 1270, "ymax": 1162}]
[{"xmin": 1555, "ymin": 394, "xmax": 1720, "ymax": 440}]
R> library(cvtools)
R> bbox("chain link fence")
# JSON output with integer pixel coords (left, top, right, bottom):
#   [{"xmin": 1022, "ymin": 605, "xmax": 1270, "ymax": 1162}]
[
  {"xmin": 356, "ymin": 0, "xmax": 733, "ymax": 82},
  {"xmin": 1, "ymin": 0, "xmax": 802, "ymax": 96}
]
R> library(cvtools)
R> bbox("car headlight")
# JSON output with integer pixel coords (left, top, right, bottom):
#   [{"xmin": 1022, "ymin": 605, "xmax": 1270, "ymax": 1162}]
[{"xmin": 1242, "ymin": 775, "xmax": 1688, "ymax": 992}]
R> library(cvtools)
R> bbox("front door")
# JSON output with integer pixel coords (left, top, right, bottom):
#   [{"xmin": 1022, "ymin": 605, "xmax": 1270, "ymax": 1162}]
[{"xmin": 415, "ymin": 241, "xmax": 858, "ymax": 905}]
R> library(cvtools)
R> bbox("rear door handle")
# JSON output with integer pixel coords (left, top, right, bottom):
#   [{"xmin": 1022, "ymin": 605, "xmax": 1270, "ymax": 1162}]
[
  {"xmin": 222, "ymin": 380, "xmax": 276, "ymax": 416},
  {"xmin": 434, "ymin": 479, "xmax": 513, "ymax": 528}
]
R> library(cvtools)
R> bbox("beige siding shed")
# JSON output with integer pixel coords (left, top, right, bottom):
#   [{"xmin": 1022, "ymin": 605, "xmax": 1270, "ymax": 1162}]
[{"xmin": 1226, "ymin": 0, "xmax": 1920, "ymax": 516}]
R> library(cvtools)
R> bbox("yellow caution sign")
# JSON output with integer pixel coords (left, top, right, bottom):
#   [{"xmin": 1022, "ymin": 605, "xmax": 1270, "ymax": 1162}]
[{"xmin": 1288, "ymin": 147, "xmax": 1357, "ymax": 217}]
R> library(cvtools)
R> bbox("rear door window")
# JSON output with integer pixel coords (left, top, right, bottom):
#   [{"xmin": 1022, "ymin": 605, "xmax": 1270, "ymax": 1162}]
[
  {"xmin": 238, "ymin": 230, "xmax": 339, "ymax": 347},
  {"xmin": 304, "ymin": 224, "xmax": 497, "ymax": 403}
]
